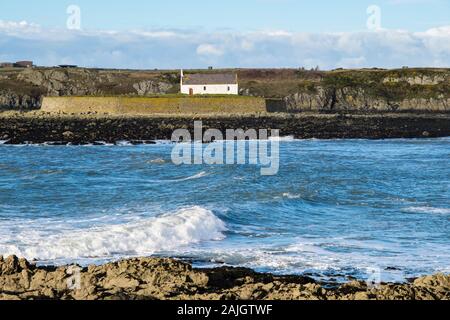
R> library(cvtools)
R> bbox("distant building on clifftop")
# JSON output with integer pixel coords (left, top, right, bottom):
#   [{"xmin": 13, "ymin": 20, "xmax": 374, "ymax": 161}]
[
  {"xmin": 14, "ymin": 61, "xmax": 33, "ymax": 68},
  {"xmin": 0, "ymin": 62, "xmax": 14, "ymax": 68},
  {"xmin": 180, "ymin": 70, "xmax": 238, "ymax": 95},
  {"xmin": 0, "ymin": 61, "xmax": 34, "ymax": 68}
]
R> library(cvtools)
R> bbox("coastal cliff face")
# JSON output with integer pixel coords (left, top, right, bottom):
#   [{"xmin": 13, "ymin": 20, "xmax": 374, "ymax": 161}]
[
  {"xmin": 0, "ymin": 67, "xmax": 449, "ymax": 112},
  {"xmin": 282, "ymin": 86, "xmax": 450, "ymax": 113},
  {"xmin": 0, "ymin": 256, "xmax": 448, "ymax": 300},
  {"xmin": 0, "ymin": 90, "xmax": 41, "ymax": 110},
  {"xmin": 0, "ymin": 68, "xmax": 177, "ymax": 109},
  {"xmin": 239, "ymin": 69, "xmax": 450, "ymax": 112}
]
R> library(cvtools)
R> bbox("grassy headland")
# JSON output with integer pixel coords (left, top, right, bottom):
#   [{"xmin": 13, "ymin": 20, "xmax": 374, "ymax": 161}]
[{"xmin": 1, "ymin": 67, "xmax": 449, "ymax": 112}]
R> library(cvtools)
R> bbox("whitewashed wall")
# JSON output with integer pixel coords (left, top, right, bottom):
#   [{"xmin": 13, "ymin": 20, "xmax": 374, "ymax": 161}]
[{"xmin": 181, "ymin": 84, "xmax": 238, "ymax": 95}]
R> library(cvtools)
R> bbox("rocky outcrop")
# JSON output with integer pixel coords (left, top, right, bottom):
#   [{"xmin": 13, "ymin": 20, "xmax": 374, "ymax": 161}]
[
  {"xmin": 382, "ymin": 74, "xmax": 447, "ymax": 85},
  {"xmin": 18, "ymin": 68, "xmax": 102, "ymax": 96},
  {"xmin": 0, "ymin": 68, "xmax": 175, "ymax": 109},
  {"xmin": 283, "ymin": 87, "xmax": 337, "ymax": 112},
  {"xmin": 240, "ymin": 68, "xmax": 450, "ymax": 113},
  {"xmin": 283, "ymin": 86, "xmax": 450, "ymax": 113},
  {"xmin": 0, "ymin": 256, "xmax": 448, "ymax": 300},
  {"xmin": 0, "ymin": 90, "xmax": 41, "ymax": 109},
  {"xmin": 133, "ymin": 80, "xmax": 173, "ymax": 96}
]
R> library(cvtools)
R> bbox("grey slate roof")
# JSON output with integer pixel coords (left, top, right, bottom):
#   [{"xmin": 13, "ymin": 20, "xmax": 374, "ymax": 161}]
[{"xmin": 182, "ymin": 73, "xmax": 237, "ymax": 85}]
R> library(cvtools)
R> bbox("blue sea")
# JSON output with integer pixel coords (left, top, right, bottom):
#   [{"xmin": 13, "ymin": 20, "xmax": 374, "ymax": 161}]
[{"xmin": 0, "ymin": 138, "xmax": 449, "ymax": 283}]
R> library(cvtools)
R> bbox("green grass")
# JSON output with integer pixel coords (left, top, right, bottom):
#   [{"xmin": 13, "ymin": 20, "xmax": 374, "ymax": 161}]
[{"xmin": 47, "ymin": 93, "xmax": 258, "ymax": 99}]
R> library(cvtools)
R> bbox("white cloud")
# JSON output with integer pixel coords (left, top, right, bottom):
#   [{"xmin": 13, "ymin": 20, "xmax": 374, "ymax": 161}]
[
  {"xmin": 196, "ymin": 44, "xmax": 224, "ymax": 56},
  {"xmin": 338, "ymin": 56, "xmax": 367, "ymax": 68},
  {"xmin": 0, "ymin": 20, "xmax": 449, "ymax": 69}
]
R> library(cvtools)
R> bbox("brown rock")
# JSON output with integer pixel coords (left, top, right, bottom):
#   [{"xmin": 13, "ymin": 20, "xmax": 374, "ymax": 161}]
[
  {"xmin": 1, "ymin": 255, "xmax": 20, "ymax": 275},
  {"xmin": 62, "ymin": 131, "xmax": 74, "ymax": 139},
  {"xmin": 1, "ymin": 256, "xmax": 449, "ymax": 301},
  {"xmin": 354, "ymin": 292, "xmax": 370, "ymax": 300},
  {"xmin": 104, "ymin": 276, "xmax": 140, "ymax": 289}
]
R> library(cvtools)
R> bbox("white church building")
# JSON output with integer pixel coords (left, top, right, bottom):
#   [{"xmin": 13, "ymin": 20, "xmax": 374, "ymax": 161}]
[{"xmin": 180, "ymin": 70, "xmax": 239, "ymax": 95}]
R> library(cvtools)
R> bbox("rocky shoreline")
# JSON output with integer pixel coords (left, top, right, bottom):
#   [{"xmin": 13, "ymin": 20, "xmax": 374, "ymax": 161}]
[
  {"xmin": 0, "ymin": 255, "xmax": 448, "ymax": 300},
  {"xmin": 1, "ymin": 112, "xmax": 450, "ymax": 144}
]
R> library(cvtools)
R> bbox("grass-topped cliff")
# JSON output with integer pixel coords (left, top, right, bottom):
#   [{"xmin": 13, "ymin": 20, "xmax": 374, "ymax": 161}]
[
  {"xmin": 239, "ymin": 68, "xmax": 450, "ymax": 112},
  {"xmin": 1, "ymin": 67, "xmax": 449, "ymax": 112}
]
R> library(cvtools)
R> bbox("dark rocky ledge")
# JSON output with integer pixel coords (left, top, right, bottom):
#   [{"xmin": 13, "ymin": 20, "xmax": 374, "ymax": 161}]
[
  {"xmin": 1, "ymin": 112, "xmax": 449, "ymax": 144},
  {"xmin": 0, "ymin": 255, "xmax": 449, "ymax": 300}
]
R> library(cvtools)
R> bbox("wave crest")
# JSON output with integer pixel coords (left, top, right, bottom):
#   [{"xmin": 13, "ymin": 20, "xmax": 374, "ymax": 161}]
[{"xmin": 1, "ymin": 206, "xmax": 226, "ymax": 261}]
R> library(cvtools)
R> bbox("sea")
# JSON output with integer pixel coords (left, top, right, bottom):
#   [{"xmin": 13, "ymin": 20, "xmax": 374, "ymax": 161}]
[{"xmin": 0, "ymin": 137, "xmax": 449, "ymax": 283}]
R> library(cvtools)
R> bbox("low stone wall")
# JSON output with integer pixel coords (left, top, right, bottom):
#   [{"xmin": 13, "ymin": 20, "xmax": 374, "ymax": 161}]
[{"xmin": 41, "ymin": 96, "xmax": 267, "ymax": 115}]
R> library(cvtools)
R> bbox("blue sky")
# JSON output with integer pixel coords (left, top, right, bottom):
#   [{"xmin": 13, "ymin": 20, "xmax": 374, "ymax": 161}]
[
  {"xmin": 1, "ymin": 0, "xmax": 449, "ymax": 32},
  {"xmin": 1, "ymin": 0, "xmax": 449, "ymax": 69}
]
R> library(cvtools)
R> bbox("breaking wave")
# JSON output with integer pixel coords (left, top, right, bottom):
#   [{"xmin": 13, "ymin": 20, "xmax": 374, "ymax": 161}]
[{"xmin": 0, "ymin": 206, "xmax": 227, "ymax": 262}]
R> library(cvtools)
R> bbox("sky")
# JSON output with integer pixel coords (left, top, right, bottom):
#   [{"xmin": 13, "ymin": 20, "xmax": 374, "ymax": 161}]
[{"xmin": 1, "ymin": 0, "xmax": 449, "ymax": 69}]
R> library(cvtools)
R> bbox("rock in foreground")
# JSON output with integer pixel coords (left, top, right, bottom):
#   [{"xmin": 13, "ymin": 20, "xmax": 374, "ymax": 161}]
[{"xmin": 0, "ymin": 256, "xmax": 449, "ymax": 300}]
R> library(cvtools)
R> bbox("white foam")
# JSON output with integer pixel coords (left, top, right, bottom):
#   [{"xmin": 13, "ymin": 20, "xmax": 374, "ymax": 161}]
[
  {"xmin": 147, "ymin": 158, "xmax": 167, "ymax": 164},
  {"xmin": 190, "ymin": 237, "xmax": 450, "ymax": 282},
  {"xmin": 0, "ymin": 140, "xmax": 9, "ymax": 145},
  {"xmin": 153, "ymin": 140, "xmax": 174, "ymax": 145},
  {"xmin": 404, "ymin": 206, "xmax": 450, "ymax": 215},
  {"xmin": 161, "ymin": 171, "xmax": 210, "ymax": 182},
  {"xmin": 269, "ymin": 135, "xmax": 295, "ymax": 142},
  {"xmin": 176, "ymin": 171, "xmax": 209, "ymax": 181},
  {"xmin": 282, "ymin": 192, "xmax": 302, "ymax": 199},
  {"xmin": 115, "ymin": 140, "xmax": 132, "ymax": 146},
  {"xmin": 94, "ymin": 141, "xmax": 114, "ymax": 146},
  {"xmin": 0, "ymin": 206, "xmax": 227, "ymax": 262}
]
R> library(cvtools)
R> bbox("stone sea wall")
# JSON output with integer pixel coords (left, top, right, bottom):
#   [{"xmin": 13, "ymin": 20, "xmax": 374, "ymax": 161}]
[{"xmin": 41, "ymin": 96, "xmax": 267, "ymax": 115}]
